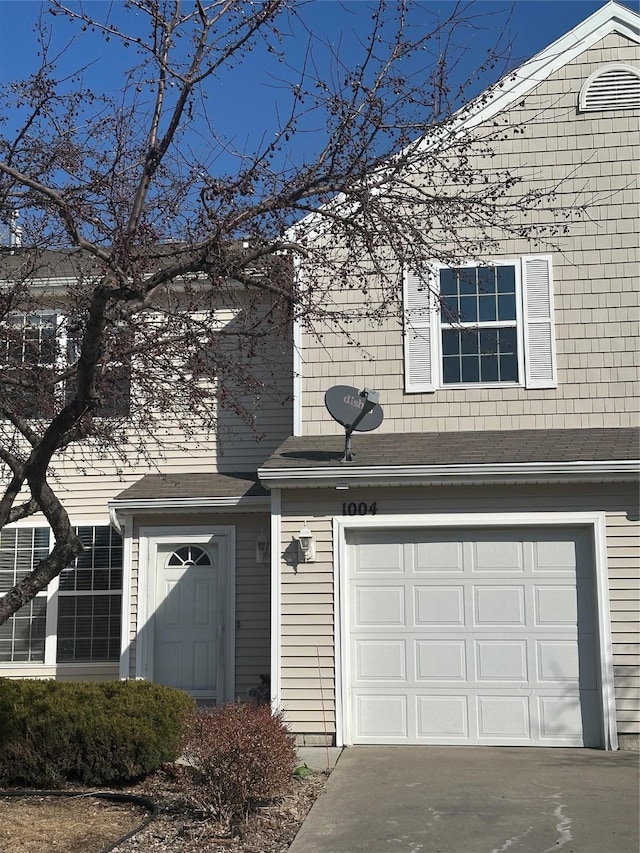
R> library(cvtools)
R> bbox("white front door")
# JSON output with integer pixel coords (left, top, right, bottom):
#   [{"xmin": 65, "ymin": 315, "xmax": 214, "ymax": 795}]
[{"xmin": 141, "ymin": 527, "xmax": 234, "ymax": 705}]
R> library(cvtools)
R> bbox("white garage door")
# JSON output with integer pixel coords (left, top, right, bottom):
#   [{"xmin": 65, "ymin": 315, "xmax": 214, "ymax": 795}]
[{"xmin": 347, "ymin": 527, "xmax": 601, "ymax": 746}]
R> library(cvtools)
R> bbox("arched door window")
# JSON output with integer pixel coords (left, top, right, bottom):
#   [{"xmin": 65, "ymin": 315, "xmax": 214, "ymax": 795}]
[{"xmin": 166, "ymin": 545, "xmax": 212, "ymax": 568}]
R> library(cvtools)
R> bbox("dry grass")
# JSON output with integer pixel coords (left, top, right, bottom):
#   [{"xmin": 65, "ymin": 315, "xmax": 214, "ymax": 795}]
[
  {"xmin": 0, "ymin": 795, "xmax": 147, "ymax": 853},
  {"xmin": 0, "ymin": 766, "xmax": 327, "ymax": 853}
]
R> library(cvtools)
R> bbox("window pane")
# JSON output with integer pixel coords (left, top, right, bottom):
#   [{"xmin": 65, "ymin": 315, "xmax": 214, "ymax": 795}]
[
  {"xmin": 459, "ymin": 295, "xmax": 477, "ymax": 322},
  {"xmin": 497, "ymin": 265, "xmax": 516, "ymax": 293},
  {"xmin": 497, "ymin": 293, "xmax": 516, "ymax": 321},
  {"xmin": 441, "ymin": 330, "xmax": 460, "ymax": 356},
  {"xmin": 498, "ymin": 327, "xmax": 518, "ymax": 354},
  {"xmin": 442, "ymin": 356, "xmax": 461, "ymax": 384},
  {"xmin": 0, "ymin": 528, "xmax": 49, "ymax": 662},
  {"xmin": 479, "ymin": 329, "xmax": 499, "ymax": 355},
  {"xmin": 461, "ymin": 331, "xmax": 479, "ymax": 355},
  {"xmin": 500, "ymin": 354, "xmax": 519, "ymax": 382},
  {"xmin": 0, "ymin": 597, "xmax": 46, "ymax": 662},
  {"xmin": 439, "ymin": 268, "xmax": 457, "ymax": 297},
  {"xmin": 458, "ymin": 268, "xmax": 476, "ymax": 295},
  {"xmin": 477, "ymin": 266, "xmax": 495, "ymax": 294},
  {"xmin": 461, "ymin": 355, "xmax": 480, "ymax": 383},
  {"xmin": 480, "ymin": 355, "xmax": 499, "ymax": 382},
  {"xmin": 478, "ymin": 295, "xmax": 497, "ymax": 322}
]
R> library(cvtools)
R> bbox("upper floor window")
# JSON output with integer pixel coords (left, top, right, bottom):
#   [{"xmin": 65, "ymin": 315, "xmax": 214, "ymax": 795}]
[
  {"xmin": 404, "ymin": 256, "xmax": 556, "ymax": 393},
  {"xmin": 440, "ymin": 265, "xmax": 518, "ymax": 385},
  {"xmin": 579, "ymin": 64, "xmax": 640, "ymax": 112},
  {"xmin": 0, "ymin": 312, "xmax": 58, "ymax": 417},
  {"xmin": 1, "ymin": 311, "xmax": 131, "ymax": 419}
]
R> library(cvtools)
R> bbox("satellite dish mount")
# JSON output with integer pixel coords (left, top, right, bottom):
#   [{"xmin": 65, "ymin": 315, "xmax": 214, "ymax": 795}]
[{"xmin": 324, "ymin": 386, "xmax": 384, "ymax": 463}]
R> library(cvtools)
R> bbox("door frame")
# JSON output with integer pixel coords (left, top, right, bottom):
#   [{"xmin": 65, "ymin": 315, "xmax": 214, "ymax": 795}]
[
  {"xmin": 333, "ymin": 511, "xmax": 617, "ymax": 749},
  {"xmin": 137, "ymin": 525, "xmax": 236, "ymax": 704}
]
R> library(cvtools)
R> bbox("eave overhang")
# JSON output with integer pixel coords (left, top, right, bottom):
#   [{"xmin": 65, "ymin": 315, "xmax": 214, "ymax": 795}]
[
  {"xmin": 107, "ymin": 494, "xmax": 270, "ymax": 534},
  {"xmin": 258, "ymin": 459, "xmax": 639, "ymax": 490}
]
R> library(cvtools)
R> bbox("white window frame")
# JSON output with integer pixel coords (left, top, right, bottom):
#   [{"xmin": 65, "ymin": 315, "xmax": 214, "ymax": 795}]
[
  {"xmin": 438, "ymin": 259, "xmax": 524, "ymax": 390},
  {"xmin": 0, "ymin": 520, "xmax": 123, "ymax": 669},
  {"xmin": 403, "ymin": 255, "xmax": 556, "ymax": 393}
]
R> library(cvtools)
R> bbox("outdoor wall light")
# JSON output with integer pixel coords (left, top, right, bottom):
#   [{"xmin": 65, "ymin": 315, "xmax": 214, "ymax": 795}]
[
  {"xmin": 297, "ymin": 523, "xmax": 316, "ymax": 563},
  {"xmin": 255, "ymin": 530, "xmax": 269, "ymax": 564}
]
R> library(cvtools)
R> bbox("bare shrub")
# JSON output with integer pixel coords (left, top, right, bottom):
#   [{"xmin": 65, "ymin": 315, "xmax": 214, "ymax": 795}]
[{"xmin": 180, "ymin": 703, "xmax": 297, "ymax": 830}]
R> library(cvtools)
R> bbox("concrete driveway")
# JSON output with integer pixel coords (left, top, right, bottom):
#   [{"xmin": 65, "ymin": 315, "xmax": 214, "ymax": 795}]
[{"xmin": 290, "ymin": 746, "xmax": 639, "ymax": 853}]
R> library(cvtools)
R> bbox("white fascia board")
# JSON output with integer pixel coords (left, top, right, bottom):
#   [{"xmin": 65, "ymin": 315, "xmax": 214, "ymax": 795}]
[
  {"xmin": 258, "ymin": 459, "xmax": 639, "ymax": 488},
  {"xmin": 433, "ymin": 1, "xmax": 640, "ymax": 138},
  {"xmin": 0, "ymin": 275, "xmax": 78, "ymax": 292},
  {"xmin": 108, "ymin": 495, "xmax": 269, "ymax": 514},
  {"xmin": 284, "ymin": 3, "xmax": 639, "ymax": 244}
]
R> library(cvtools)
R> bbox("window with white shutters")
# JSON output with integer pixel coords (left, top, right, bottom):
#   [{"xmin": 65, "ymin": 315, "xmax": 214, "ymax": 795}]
[{"xmin": 404, "ymin": 256, "xmax": 556, "ymax": 392}]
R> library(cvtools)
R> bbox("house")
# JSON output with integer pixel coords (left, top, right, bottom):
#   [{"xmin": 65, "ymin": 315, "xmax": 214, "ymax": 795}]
[{"xmin": 0, "ymin": 2, "xmax": 638, "ymax": 750}]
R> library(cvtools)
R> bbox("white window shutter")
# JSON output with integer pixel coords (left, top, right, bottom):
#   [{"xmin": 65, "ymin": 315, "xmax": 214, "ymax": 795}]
[
  {"xmin": 403, "ymin": 268, "xmax": 437, "ymax": 393},
  {"xmin": 522, "ymin": 255, "xmax": 557, "ymax": 389}
]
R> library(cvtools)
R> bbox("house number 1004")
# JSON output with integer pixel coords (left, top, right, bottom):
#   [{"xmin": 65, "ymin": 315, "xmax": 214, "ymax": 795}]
[{"xmin": 342, "ymin": 501, "xmax": 377, "ymax": 516}]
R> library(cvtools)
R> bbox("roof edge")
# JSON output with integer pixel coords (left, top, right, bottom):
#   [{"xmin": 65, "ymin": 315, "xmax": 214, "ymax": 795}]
[{"xmin": 258, "ymin": 459, "xmax": 639, "ymax": 489}]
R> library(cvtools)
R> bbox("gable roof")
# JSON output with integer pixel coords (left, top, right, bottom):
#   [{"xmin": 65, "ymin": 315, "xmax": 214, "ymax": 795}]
[{"xmin": 431, "ymin": 1, "xmax": 640, "ymax": 140}]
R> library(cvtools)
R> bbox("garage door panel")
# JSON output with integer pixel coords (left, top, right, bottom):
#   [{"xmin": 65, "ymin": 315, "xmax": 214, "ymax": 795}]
[
  {"xmin": 416, "ymin": 640, "xmax": 467, "ymax": 680},
  {"xmin": 354, "ymin": 639, "xmax": 406, "ymax": 681},
  {"xmin": 533, "ymin": 536, "xmax": 579, "ymax": 573},
  {"xmin": 354, "ymin": 541, "xmax": 403, "ymax": 572},
  {"xmin": 417, "ymin": 695, "xmax": 469, "ymax": 738},
  {"xmin": 475, "ymin": 640, "xmax": 528, "ymax": 681},
  {"xmin": 356, "ymin": 695, "xmax": 408, "ymax": 738},
  {"xmin": 538, "ymin": 696, "xmax": 585, "ymax": 741},
  {"xmin": 473, "ymin": 538, "xmax": 525, "ymax": 572},
  {"xmin": 477, "ymin": 696, "xmax": 531, "ymax": 739},
  {"xmin": 474, "ymin": 586, "xmax": 526, "ymax": 625},
  {"xmin": 354, "ymin": 586, "xmax": 405, "ymax": 626},
  {"xmin": 415, "ymin": 586, "xmax": 465, "ymax": 625},
  {"xmin": 347, "ymin": 526, "xmax": 602, "ymax": 747},
  {"xmin": 534, "ymin": 586, "xmax": 577, "ymax": 625},
  {"xmin": 414, "ymin": 539, "xmax": 464, "ymax": 573}
]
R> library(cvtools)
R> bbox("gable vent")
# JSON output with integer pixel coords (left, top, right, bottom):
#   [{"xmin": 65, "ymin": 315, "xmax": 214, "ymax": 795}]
[{"xmin": 579, "ymin": 64, "xmax": 640, "ymax": 112}]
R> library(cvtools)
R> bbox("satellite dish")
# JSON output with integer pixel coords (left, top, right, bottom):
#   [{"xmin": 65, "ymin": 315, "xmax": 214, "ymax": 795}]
[{"xmin": 324, "ymin": 385, "xmax": 384, "ymax": 462}]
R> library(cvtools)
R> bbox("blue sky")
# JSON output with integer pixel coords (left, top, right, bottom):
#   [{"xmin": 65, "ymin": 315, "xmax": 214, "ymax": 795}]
[{"xmin": 0, "ymin": 0, "xmax": 619, "ymax": 175}]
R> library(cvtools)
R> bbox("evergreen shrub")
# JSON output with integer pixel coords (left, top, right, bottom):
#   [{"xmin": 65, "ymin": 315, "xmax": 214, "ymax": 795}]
[{"xmin": 0, "ymin": 678, "xmax": 195, "ymax": 787}]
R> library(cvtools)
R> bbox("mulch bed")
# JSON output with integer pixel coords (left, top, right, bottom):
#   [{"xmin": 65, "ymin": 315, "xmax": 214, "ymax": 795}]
[{"xmin": 0, "ymin": 767, "xmax": 327, "ymax": 853}]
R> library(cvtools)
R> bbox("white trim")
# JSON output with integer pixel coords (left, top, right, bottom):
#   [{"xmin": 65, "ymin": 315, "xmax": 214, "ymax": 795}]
[
  {"xmin": 333, "ymin": 511, "xmax": 618, "ymax": 749},
  {"xmin": 415, "ymin": 1, "xmax": 640, "ymax": 144},
  {"xmin": 270, "ymin": 489, "xmax": 282, "ymax": 711},
  {"xmin": 292, "ymin": 254, "xmax": 303, "ymax": 436},
  {"xmin": 137, "ymin": 524, "xmax": 236, "ymax": 703},
  {"xmin": 286, "ymin": 3, "xmax": 639, "ymax": 243},
  {"xmin": 334, "ymin": 517, "xmax": 346, "ymax": 748},
  {"xmin": 108, "ymin": 496, "xmax": 268, "ymax": 515},
  {"xmin": 119, "ymin": 515, "xmax": 133, "ymax": 680},
  {"xmin": 259, "ymin": 459, "xmax": 639, "ymax": 489},
  {"xmin": 43, "ymin": 529, "xmax": 58, "ymax": 666}
]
